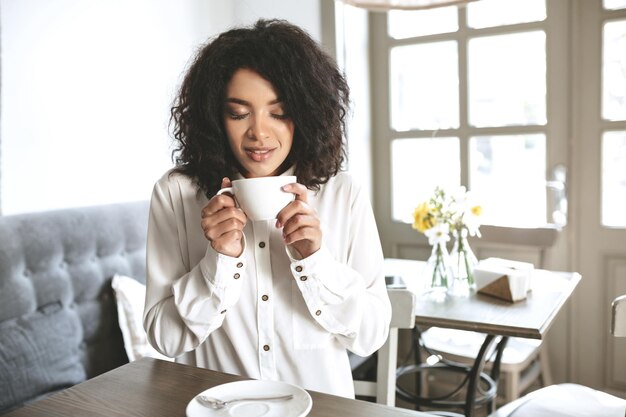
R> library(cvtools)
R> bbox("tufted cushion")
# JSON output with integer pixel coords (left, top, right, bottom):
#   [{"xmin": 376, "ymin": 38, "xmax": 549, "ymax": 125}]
[{"xmin": 0, "ymin": 201, "xmax": 149, "ymax": 413}]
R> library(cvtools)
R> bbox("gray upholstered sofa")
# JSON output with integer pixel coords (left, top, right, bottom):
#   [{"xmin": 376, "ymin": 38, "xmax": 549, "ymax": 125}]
[{"xmin": 0, "ymin": 201, "xmax": 150, "ymax": 414}]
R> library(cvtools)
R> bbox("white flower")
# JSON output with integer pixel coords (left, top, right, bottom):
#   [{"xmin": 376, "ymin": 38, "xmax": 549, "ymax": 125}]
[
  {"xmin": 461, "ymin": 191, "xmax": 482, "ymax": 237},
  {"xmin": 464, "ymin": 213, "xmax": 481, "ymax": 237},
  {"xmin": 425, "ymin": 222, "xmax": 450, "ymax": 245}
]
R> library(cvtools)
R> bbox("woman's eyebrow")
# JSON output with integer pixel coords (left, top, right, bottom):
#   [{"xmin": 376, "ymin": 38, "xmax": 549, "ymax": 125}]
[
  {"xmin": 224, "ymin": 97, "xmax": 283, "ymax": 105},
  {"xmin": 225, "ymin": 97, "xmax": 249, "ymax": 105}
]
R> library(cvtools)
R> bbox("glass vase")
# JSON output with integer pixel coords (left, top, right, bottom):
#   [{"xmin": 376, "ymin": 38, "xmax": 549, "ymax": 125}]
[
  {"xmin": 423, "ymin": 241, "xmax": 453, "ymax": 302},
  {"xmin": 449, "ymin": 228, "xmax": 478, "ymax": 296}
]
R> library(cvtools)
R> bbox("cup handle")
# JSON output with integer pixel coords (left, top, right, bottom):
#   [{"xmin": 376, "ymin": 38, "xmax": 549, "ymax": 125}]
[
  {"xmin": 216, "ymin": 187, "xmax": 234, "ymax": 196},
  {"xmin": 216, "ymin": 187, "xmax": 241, "ymax": 209}
]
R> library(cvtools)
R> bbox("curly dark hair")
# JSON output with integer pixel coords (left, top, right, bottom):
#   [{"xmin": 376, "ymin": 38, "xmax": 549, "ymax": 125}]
[{"xmin": 170, "ymin": 19, "xmax": 350, "ymax": 198}]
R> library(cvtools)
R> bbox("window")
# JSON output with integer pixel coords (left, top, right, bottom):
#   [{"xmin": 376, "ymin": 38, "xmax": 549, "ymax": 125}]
[
  {"xmin": 384, "ymin": 0, "xmax": 550, "ymax": 227},
  {"xmin": 601, "ymin": 12, "xmax": 626, "ymax": 227},
  {"xmin": 602, "ymin": 131, "xmax": 626, "ymax": 227}
]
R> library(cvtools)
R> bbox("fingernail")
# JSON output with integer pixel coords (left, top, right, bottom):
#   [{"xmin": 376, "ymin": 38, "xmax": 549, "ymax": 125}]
[{"xmin": 275, "ymin": 220, "xmax": 281, "ymax": 228}]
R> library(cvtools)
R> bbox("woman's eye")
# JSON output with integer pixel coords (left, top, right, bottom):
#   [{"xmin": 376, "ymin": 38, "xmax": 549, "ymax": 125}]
[
  {"xmin": 227, "ymin": 111, "xmax": 248, "ymax": 120},
  {"xmin": 271, "ymin": 113, "xmax": 290, "ymax": 120}
]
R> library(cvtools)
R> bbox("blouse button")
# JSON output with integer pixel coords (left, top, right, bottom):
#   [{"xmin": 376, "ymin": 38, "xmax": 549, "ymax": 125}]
[
  {"xmin": 259, "ymin": 242, "xmax": 266, "ymax": 248},
  {"xmin": 261, "ymin": 295, "xmax": 269, "ymax": 301},
  {"xmin": 295, "ymin": 266, "xmax": 303, "ymax": 273},
  {"xmin": 233, "ymin": 273, "xmax": 241, "ymax": 279},
  {"xmin": 315, "ymin": 310, "xmax": 322, "ymax": 316},
  {"xmin": 220, "ymin": 309, "xmax": 227, "ymax": 314},
  {"xmin": 263, "ymin": 345, "xmax": 270, "ymax": 351},
  {"xmin": 236, "ymin": 262, "xmax": 244, "ymax": 268},
  {"xmin": 300, "ymin": 276, "xmax": 308, "ymax": 282}
]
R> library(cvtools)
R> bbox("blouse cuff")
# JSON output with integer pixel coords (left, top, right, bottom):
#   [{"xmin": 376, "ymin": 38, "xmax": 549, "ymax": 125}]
[
  {"xmin": 200, "ymin": 233, "xmax": 248, "ymax": 289},
  {"xmin": 287, "ymin": 244, "xmax": 360, "ymax": 303},
  {"xmin": 287, "ymin": 244, "xmax": 360, "ymax": 338}
]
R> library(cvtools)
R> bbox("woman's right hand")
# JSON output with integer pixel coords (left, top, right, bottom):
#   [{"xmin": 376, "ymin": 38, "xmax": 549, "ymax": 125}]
[{"xmin": 201, "ymin": 178, "xmax": 247, "ymax": 257}]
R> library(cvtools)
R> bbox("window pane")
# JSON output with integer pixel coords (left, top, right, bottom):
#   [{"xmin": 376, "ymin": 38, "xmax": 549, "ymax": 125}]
[
  {"xmin": 602, "ymin": 131, "xmax": 626, "ymax": 227},
  {"xmin": 392, "ymin": 138, "xmax": 460, "ymax": 222},
  {"xmin": 468, "ymin": 31, "xmax": 546, "ymax": 128},
  {"xmin": 388, "ymin": 7, "xmax": 457, "ymax": 39},
  {"xmin": 469, "ymin": 134, "xmax": 546, "ymax": 226},
  {"xmin": 390, "ymin": 41, "xmax": 459, "ymax": 131},
  {"xmin": 603, "ymin": 20, "xmax": 626, "ymax": 121},
  {"xmin": 604, "ymin": 0, "xmax": 626, "ymax": 10},
  {"xmin": 467, "ymin": 0, "xmax": 546, "ymax": 29}
]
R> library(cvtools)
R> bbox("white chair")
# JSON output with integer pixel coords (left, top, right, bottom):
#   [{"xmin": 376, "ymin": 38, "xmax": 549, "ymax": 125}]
[
  {"xmin": 353, "ymin": 288, "xmax": 416, "ymax": 406},
  {"xmin": 419, "ymin": 225, "xmax": 559, "ymax": 404},
  {"xmin": 489, "ymin": 294, "xmax": 626, "ymax": 417},
  {"xmin": 612, "ymin": 294, "xmax": 626, "ymax": 337}
]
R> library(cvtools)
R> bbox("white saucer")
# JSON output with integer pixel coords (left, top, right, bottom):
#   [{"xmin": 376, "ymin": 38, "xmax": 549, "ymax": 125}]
[{"xmin": 186, "ymin": 380, "xmax": 312, "ymax": 417}]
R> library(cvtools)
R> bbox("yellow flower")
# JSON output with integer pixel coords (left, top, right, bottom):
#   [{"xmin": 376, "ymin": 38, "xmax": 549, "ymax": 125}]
[
  {"xmin": 412, "ymin": 202, "xmax": 437, "ymax": 233},
  {"xmin": 470, "ymin": 205, "xmax": 482, "ymax": 217}
]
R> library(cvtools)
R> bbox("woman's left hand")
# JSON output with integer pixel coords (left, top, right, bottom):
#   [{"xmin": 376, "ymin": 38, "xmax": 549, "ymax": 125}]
[{"xmin": 276, "ymin": 183, "xmax": 321, "ymax": 259}]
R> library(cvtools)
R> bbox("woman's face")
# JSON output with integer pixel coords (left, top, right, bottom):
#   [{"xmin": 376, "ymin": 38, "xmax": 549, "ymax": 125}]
[{"xmin": 223, "ymin": 68, "xmax": 295, "ymax": 178}]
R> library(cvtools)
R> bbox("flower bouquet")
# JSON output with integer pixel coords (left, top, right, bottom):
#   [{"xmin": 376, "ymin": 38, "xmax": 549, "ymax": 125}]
[{"xmin": 413, "ymin": 186, "xmax": 482, "ymax": 297}]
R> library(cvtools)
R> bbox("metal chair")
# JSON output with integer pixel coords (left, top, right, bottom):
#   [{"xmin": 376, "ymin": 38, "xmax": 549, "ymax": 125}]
[
  {"xmin": 396, "ymin": 326, "xmax": 503, "ymax": 417},
  {"xmin": 417, "ymin": 225, "xmax": 560, "ymax": 406},
  {"xmin": 488, "ymin": 294, "xmax": 626, "ymax": 417},
  {"xmin": 420, "ymin": 328, "xmax": 547, "ymax": 404}
]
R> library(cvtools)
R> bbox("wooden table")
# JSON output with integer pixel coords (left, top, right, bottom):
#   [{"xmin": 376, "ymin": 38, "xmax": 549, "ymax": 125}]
[
  {"xmin": 384, "ymin": 258, "xmax": 581, "ymax": 339},
  {"xmin": 4, "ymin": 358, "xmax": 438, "ymax": 417},
  {"xmin": 384, "ymin": 258, "xmax": 581, "ymax": 416}
]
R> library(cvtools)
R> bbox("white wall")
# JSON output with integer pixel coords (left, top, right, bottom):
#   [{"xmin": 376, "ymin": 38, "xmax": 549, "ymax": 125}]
[
  {"xmin": 335, "ymin": 4, "xmax": 373, "ymax": 200},
  {"xmin": 0, "ymin": 0, "xmax": 324, "ymax": 215},
  {"xmin": 230, "ymin": 0, "xmax": 321, "ymax": 41},
  {"xmin": 0, "ymin": 0, "xmax": 216, "ymax": 214}
]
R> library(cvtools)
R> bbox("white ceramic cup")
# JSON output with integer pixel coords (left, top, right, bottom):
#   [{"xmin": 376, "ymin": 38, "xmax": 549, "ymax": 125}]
[{"xmin": 216, "ymin": 176, "xmax": 296, "ymax": 221}]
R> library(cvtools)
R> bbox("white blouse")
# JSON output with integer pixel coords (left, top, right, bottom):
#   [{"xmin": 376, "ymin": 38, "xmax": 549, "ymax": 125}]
[{"xmin": 143, "ymin": 168, "xmax": 391, "ymax": 398}]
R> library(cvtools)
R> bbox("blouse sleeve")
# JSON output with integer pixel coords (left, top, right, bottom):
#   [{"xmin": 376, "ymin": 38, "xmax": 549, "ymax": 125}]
[
  {"xmin": 142, "ymin": 175, "xmax": 247, "ymax": 357},
  {"xmin": 286, "ymin": 178, "xmax": 392, "ymax": 357}
]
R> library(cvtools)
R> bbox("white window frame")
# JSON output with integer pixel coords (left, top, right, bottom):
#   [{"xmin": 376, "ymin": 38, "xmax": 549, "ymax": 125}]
[{"xmin": 369, "ymin": 0, "xmax": 570, "ymax": 258}]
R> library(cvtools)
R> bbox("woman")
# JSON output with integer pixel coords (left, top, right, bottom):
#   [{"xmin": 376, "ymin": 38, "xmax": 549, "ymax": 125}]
[{"xmin": 143, "ymin": 19, "xmax": 391, "ymax": 398}]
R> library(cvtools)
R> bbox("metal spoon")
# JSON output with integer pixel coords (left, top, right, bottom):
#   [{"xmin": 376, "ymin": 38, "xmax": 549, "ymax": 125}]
[{"xmin": 196, "ymin": 393, "xmax": 294, "ymax": 409}]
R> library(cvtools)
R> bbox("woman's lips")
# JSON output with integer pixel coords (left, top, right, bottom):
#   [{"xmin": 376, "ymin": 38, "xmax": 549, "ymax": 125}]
[{"xmin": 246, "ymin": 148, "xmax": 274, "ymax": 162}]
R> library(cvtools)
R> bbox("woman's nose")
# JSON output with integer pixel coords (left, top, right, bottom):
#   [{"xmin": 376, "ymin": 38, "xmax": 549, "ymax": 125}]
[{"xmin": 247, "ymin": 115, "xmax": 270, "ymax": 140}]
